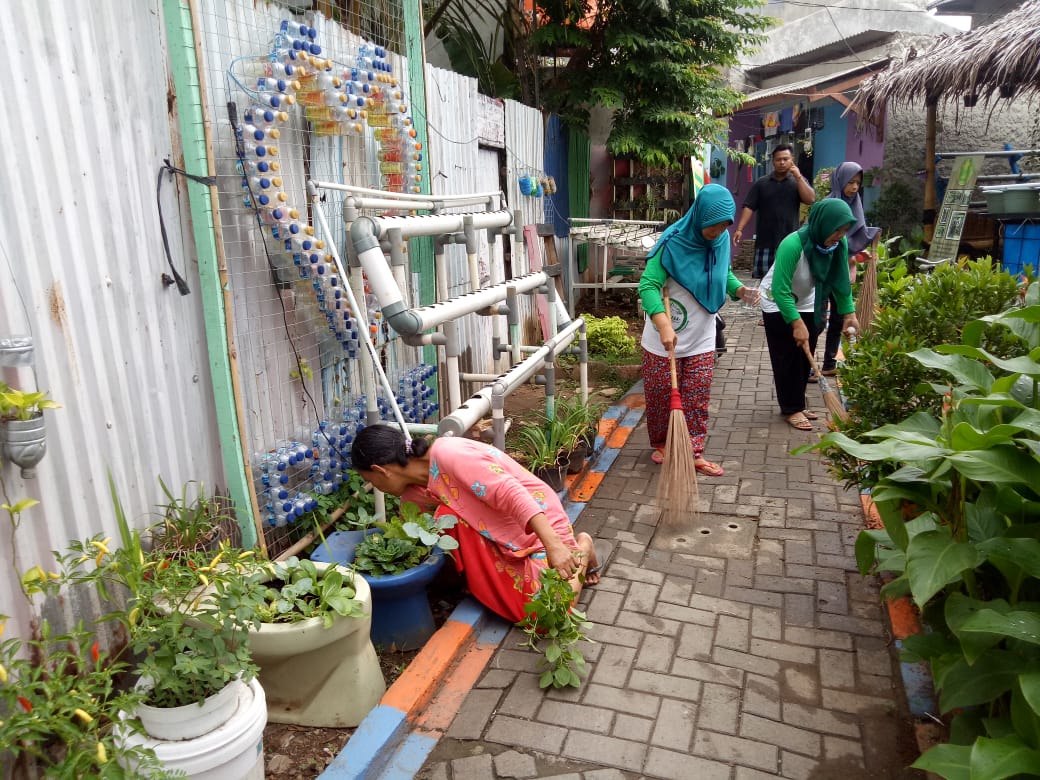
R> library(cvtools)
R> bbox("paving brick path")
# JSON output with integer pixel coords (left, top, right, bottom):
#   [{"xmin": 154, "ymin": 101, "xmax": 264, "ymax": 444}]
[{"xmin": 416, "ymin": 283, "xmax": 924, "ymax": 780}]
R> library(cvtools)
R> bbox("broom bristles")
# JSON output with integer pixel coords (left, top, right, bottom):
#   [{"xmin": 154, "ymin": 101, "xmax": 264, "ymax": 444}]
[
  {"xmin": 817, "ymin": 375, "xmax": 850, "ymax": 422},
  {"xmin": 855, "ymin": 252, "xmax": 878, "ymax": 331},
  {"xmin": 657, "ymin": 409, "xmax": 699, "ymax": 527}
]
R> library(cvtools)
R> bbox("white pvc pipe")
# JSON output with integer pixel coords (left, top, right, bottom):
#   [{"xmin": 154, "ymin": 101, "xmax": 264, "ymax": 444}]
[
  {"xmin": 309, "ymin": 190, "xmax": 411, "ymax": 439},
  {"xmin": 361, "ymin": 210, "xmax": 512, "ymax": 241},
  {"xmin": 313, "ymin": 180, "xmax": 504, "ymax": 206},
  {"xmin": 346, "ymin": 196, "xmax": 442, "ymax": 211}
]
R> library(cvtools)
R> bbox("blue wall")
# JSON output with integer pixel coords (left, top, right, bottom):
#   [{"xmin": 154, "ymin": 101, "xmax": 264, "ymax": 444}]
[
  {"xmin": 544, "ymin": 115, "xmax": 570, "ymax": 237},
  {"xmin": 810, "ymin": 103, "xmax": 850, "ymax": 175}
]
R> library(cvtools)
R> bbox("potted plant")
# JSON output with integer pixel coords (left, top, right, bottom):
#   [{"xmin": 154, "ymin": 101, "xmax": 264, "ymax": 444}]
[
  {"xmin": 0, "ymin": 384, "xmax": 60, "ymax": 478},
  {"xmin": 516, "ymin": 413, "xmax": 569, "ymax": 490},
  {"xmin": 150, "ymin": 476, "xmax": 238, "ymax": 554},
  {"xmin": 36, "ymin": 480, "xmax": 269, "ymax": 778},
  {"xmin": 555, "ymin": 395, "xmax": 603, "ymax": 473},
  {"xmin": 352, "ymin": 501, "xmax": 458, "ymax": 650},
  {"xmin": 246, "ymin": 556, "xmax": 386, "ymax": 727}
]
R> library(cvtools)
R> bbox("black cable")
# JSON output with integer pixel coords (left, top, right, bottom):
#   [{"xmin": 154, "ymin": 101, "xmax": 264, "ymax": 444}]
[{"xmin": 156, "ymin": 159, "xmax": 213, "ymax": 295}]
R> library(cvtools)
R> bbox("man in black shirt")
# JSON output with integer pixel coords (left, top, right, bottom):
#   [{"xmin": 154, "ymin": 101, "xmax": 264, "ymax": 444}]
[{"xmin": 733, "ymin": 144, "xmax": 816, "ymax": 278}]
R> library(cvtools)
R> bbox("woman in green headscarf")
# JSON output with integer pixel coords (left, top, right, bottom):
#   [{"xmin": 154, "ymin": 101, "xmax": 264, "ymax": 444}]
[
  {"xmin": 759, "ymin": 199, "xmax": 860, "ymax": 431},
  {"xmin": 638, "ymin": 184, "xmax": 759, "ymax": 476}
]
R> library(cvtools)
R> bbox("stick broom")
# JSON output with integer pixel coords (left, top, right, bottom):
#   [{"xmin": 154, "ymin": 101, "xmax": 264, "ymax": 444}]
[
  {"xmin": 803, "ymin": 346, "xmax": 849, "ymax": 423},
  {"xmin": 656, "ymin": 287, "xmax": 699, "ymax": 527}
]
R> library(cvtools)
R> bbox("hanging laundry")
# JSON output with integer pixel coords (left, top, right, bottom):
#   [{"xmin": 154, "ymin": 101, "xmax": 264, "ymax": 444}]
[{"xmin": 779, "ymin": 107, "xmax": 794, "ymax": 133}]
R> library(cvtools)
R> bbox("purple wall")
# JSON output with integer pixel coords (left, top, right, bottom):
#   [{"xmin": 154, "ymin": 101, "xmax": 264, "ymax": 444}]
[
  {"xmin": 844, "ymin": 110, "xmax": 885, "ymax": 173},
  {"xmin": 727, "ymin": 111, "xmax": 764, "ymax": 235}
]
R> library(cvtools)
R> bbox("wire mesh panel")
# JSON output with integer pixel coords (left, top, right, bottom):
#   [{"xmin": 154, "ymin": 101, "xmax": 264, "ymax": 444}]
[{"xmin": 192, "ymin": 0, "xmax": 433, "ymax": 557}]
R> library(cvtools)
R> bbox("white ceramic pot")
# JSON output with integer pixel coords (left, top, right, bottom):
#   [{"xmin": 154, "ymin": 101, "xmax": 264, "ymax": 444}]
[
  {"xmin": 136, "ymin": 677, "xmax": 244, "ymax": 741},
  {"xmin": 121, "ymin": 677, "xmax": 267, "ymax": 780},
  {"xmin": 249, "ymin": 562, "xmax": 386, "ymax": 727}
]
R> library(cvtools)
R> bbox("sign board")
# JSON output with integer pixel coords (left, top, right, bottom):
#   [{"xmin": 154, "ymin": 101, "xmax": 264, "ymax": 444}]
[
  {"xmin": 477, "ymin": 94, "xmax": 505, "ymax": 149},
  {"xmin": 928, "ymin": 155, "xmax": 984, "ymax": 263}
]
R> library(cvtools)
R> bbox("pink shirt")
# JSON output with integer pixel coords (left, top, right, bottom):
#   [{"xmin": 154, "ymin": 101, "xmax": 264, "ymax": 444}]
[{"xmin": 401, "ymin": 437, "xmax": 575, "ymax": 558}]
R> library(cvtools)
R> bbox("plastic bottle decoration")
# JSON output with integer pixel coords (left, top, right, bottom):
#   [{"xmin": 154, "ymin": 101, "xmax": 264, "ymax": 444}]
[{"xmin": 518, "ymin": 174, "xmax": 534, "ymax": 196}]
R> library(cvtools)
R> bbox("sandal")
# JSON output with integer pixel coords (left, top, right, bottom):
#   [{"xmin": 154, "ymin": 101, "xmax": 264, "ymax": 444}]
[
  {"xmin": 802, "ymin": 409, "xmax": 819, "ymax": 420},
  {"xmin": 820, "ymin": 368, "xmax": 838, "ymax": 376},
  {"xmin": 785, "ymin": 413, "xmax": 814, "ymax": 431},
  {"xmin": 651, "ymin": 449, "xmax": 664, "ymax": 464},
  {"xmin": 694, "ymin": 458, "xmax": 724, "ymax": 477}
]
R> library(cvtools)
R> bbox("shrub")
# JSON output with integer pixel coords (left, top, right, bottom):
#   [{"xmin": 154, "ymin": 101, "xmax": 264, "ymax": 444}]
[
  {"xmin": 580, "ymin": 314, "xmax": 636, "ymax": 360},
  {"xmin": 822, "ymin": 257, "xmax": 1025, "ymax": 488}
]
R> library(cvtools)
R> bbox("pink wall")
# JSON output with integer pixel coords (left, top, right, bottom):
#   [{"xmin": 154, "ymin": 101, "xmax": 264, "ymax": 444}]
[{"xmin": 844, "ymin": 110, "xmax": 885, "ymax": 173}]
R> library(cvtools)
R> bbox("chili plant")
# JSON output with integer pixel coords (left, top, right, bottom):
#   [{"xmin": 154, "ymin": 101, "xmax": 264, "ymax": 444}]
[{"xmin": 516, "ymin": 568, "xmax": 591, "ymax": 689}]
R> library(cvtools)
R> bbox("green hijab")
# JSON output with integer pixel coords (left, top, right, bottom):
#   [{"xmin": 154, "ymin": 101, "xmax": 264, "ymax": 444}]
[{"xmin": 798, "ymin": 199, "xmax": 857, "ymax": 324}]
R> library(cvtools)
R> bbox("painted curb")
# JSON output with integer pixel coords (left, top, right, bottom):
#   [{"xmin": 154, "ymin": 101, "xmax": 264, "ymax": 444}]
[
  {"xmin": 859, "ymin": 492, "xmax": 938, "ymax": 719},
  {"xmin": 318, "ymin": 386, "xmax": 647, "ymax": 780}
]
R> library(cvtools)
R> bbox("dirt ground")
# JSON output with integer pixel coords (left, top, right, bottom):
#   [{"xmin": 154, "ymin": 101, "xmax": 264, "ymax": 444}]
[{"xmin": 262, "ymin": 293, "xmax": 646, "ymax": 779}]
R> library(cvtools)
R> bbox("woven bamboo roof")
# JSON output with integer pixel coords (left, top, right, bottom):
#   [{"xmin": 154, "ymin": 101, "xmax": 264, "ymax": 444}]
[{"xmin": 848, "ymin": 0, "xmax": 1040, "ymax": 116}]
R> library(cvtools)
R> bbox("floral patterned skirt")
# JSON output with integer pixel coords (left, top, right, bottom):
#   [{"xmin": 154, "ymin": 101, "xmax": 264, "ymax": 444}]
[{"xmin": 642, "ymin": 349, "xmax": 714, "ymax": 455}]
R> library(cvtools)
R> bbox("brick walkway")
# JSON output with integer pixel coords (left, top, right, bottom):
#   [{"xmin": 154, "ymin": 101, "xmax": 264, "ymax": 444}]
[{"xmin": 413, "ymin": 285, "xmax": 923, "ymax": 780}]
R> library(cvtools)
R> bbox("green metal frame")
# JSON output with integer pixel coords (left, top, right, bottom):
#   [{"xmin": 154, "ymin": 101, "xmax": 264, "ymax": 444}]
[{"xmin": 161, "ymin": 0, "xmax": 256, "ymax": 548}]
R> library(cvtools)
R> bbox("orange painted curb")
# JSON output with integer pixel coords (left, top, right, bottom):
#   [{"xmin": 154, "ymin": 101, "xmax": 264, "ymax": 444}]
[
  {"xmin": 380, "ymin": 620, "xmax": 474, "ymax": 716},
  {"xmin": 598, "ymin": 418, "xmax": 619, "ymax": 439},
  {"xmin": 606, "ymin": 424, "xmax": 633, "ymax": 448},
  {"xmin": 624, "ymin": 394, "xmax": 645, "ymax": 409},
  {"xmin": 570, "ymin": 471, "xmax": 605, "ymax": 502},
  {"xmin": 860, "ymin": 494, "xmax": 923, "ymax": 640},
  {"xmin": 415, "ymin": 642, "xmax": 497, "ymax": 731}
]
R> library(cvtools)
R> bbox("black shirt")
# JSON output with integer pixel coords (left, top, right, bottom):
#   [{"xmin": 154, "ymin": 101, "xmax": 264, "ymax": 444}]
[{"xmin": 743, "ymin": 174, "xmax": 803, "ymax": 251}]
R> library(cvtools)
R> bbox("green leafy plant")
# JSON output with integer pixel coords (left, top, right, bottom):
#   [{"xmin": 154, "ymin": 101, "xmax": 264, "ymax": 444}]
[
  {"xmin": 554, "ymin": 394, "xmax": 603, "ymax": 452},
  {"xmin": 253, "ymin": 556, "xmax": 365, "ymax": 628},
  {"xmin": 865, "ymin": 178, "xmax": 920, "ymax": 239},
  {"xmin": 0, "ymin": 620, "xmax": 176, "ymax": 778},
  {"xmin": 810, "ymin": 284, "xmax": 1040, "ymax": 778},
  {"xmin": 0, "ymin": 384, "xmax": 60, "ymax": 421},
  {"xmin": 580, "ymin": 314, "xmax": 636, "ymax": 360},
  {"xmin": 150, "ymin": 476, "xmax": 236, "ymax": 555},
  {"xmin": 352, "ymin": 501, "xmax": 458, "ymax": 577},
  {"xmin": 516, "ymin": 568, "xmax": 590, "ymax": 688},
  {"xmin": 817, "ymin": 257, "xmax": 1025, "ymax": 488},
  {"xmin": 37, "ymin": 479, "xmax": 265, "ymax": 710},
  {"xmin": 515, "ymin": 411, "xmax": 570, "ymax": 470}
]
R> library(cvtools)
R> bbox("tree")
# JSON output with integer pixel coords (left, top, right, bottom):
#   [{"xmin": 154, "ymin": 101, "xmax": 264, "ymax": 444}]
[{"xmin": 425, "ymin": 0, "xmax": 770, "ymax": 165}]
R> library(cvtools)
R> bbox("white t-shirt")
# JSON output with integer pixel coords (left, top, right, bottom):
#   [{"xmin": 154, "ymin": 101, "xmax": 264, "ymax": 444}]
[
  {"xmin": 641, "ymin": 277, "xmax": 716, "ymax": 358},
  {"xmin": 760, "ymin": 251, "xmax": 814, "ymax": 315}
]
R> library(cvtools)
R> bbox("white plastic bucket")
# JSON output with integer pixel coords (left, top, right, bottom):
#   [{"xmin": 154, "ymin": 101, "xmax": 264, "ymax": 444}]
[{"xmin": 121, "ymin": 678, "xmax": 267, "ymax": 779}]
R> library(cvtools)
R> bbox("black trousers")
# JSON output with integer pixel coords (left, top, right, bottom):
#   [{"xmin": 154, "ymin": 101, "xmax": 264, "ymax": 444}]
[
  {"xmin": 822, "ymin": 293, "xmax": 843, "ymax": 372},
  {"xmin": 763, "ymin": 311, "xmax": 820, "ymax": 416}
]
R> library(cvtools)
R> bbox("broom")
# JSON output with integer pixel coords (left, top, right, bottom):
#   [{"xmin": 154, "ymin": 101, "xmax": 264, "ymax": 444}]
[
  {"xmin": 855, "ymin": 250, "xmax": 879, "ymax": 331},
  {"xmin": 803, "ymin": 344, "xmax": 849, "ymax": 423},
  {"xmin": 655, "ymin": 287, "xmax": 699, "ymax": 527}
]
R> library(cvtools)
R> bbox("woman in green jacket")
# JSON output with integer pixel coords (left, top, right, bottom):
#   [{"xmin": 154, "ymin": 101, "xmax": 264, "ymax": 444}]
[
  {"xmin": 759, "ymin": 199, "xmax": 860, "ymax": 430},
  {"xmin": 638, "ymin": 184, "xmax": 759, "ymax": 476}
]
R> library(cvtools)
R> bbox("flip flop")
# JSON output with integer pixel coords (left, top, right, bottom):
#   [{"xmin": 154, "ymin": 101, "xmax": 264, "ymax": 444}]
[
  {"xmin": 694, "ymin": 459, "xmax": 724, "ymax": 477},
  {"xmin": 650, "ymin": 449, "xmax": 664, "ymax": 464},
  {"xmin": 802, "ymin": 409, "xmax": 819, "ymax": 420},
  {"xmin": 786, "ymin": 413, "xmax": 813, "ymax": 431},
  {"xmin": 586, "ymin": 539, "xmax": 615, "ymax": 585}
]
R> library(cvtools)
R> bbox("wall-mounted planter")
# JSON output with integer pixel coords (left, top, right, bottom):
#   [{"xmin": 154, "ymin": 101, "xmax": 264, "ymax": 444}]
[
  {"xmin": 0, "ymin": 336, "xmax": 33, "ymax": 367},
  {"xmin": 1, "ymin": 413, "xmax": 46, "ymax": 479}
]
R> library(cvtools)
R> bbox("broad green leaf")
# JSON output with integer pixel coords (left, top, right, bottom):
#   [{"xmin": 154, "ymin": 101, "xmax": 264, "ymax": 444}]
[
  {"xmin": 910, "ymin": 348, "xmax": 994, "ymax": 393},
  {"xmin": 1020, "ymin": 672, "xmax": 1040, "ymax": 715},
  {"xmin": 879, "ymin": 574, "xmax": 911, "ymax": 600},
  {"xmin": 965, "ymin": 501, "xmax": 1007, "ymax": 544},
  {"xmin": 969, "ymin": 734, "xmax": 1040, "ymax": 780},
  {"xmin": 900, "ymin": 631, "xmax": 958, "ymax": 664},
  {"xmin": 855, "ymin": 529, "xmax": 887, "ymax": 574},
  {"xmin": 961, "ymin": 606, "xmax": 1040, "ymax": 647},
  {"xmin": 946, "ymin": 593, "xmax": 1008, "ymax": 663},
  {"xmin": 912, "ymin": 742, "xmax": 971, "ymax": 779},
  {"xmin": 1012, "ymin": 686, "xmax": 1040, "ymax": 749},
  {"xmin": 864, "ymin": 410, "xmax": 943, "ymax": 439},
  {"xmin": 982, "ymin": 716, "xmax": 1017, "ymax": 739},
  {"xmin": 814, "ymin": 431, "xmax": 949, "ymax": 463},
  {"xmin": 905, "ymin": 529, "xmax": 984, "ymax": 607},
  {"xmin": 872, "ymin": 497, "xmax": 909, "ymax": 551},
  {"xmin": 938, "ymin": 651, "xmax": 1024, "ymax": 711},
  {"xmin": 545, "ymin": 642, "xmax": 562, "ymax": 663},
  {"xmin": 948, "ymin": 446, "xmax": 1040, "ymax": 486},
  {"xmin": 977, "ymin": 537, "xmax": 1040, "ymax": 580},
  {"xmin": 949, "ymin": 422, "xmax": 1017, "ymax": 451},
  {"xmin": 938, "ymin": 344, "xmax": 1040, "ymax": 378}
]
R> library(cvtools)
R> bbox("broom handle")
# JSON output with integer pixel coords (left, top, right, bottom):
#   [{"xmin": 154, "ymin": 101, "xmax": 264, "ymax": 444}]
[
  {"xmin": 802, "ymin": 342, "xmax": 825, "ymax": 377},
  {"xmin": 663, "ymin": 286, "xmax": 679, "ymax": 390}
]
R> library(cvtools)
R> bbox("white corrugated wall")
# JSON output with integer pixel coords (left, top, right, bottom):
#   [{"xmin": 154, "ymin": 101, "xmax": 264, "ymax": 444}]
[{"xmin": 0, "ymin": 1, "xmax": 225, "ymax": 637}]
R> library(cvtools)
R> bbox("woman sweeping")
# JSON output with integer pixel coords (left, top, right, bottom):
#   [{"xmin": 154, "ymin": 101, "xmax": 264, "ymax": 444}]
[
  {"xmin": 817, "ymin": 162, "xmax": 880, "ymax": 376},
  {"xmin": 638, "ymin": 183, "xmax": 759, "ymax": 476},
  {"xmin": 351, "ymin": 425, "xmax": 604, "ymax": 623},
  {"xmin": 761, "ymin": 199, "xmax": 861, "ymax": 430}
]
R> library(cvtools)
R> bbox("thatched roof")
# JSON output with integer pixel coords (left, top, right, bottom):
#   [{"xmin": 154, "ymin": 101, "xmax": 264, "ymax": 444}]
[{"xmin": 848, "ymin": 0, "xmax": 1040, "ymax": 116}]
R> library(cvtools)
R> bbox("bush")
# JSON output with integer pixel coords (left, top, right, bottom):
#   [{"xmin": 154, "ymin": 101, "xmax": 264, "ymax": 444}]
[
  {"xmin": 580, "ymin": 314, "xmax": 636, "ymax": 360},
  {"xmin": 865, "ymin": 178, "xmax": 920, "ymax": 239},
  {"xmin": 822, "ymin": 257, "xmax": 1026, "ymax": 488}
]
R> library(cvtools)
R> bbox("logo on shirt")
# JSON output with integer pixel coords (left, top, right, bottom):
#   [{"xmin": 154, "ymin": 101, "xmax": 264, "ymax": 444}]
[{"xmin": 670, "ymin": 299, "xmax": 688, "ymax": 332}]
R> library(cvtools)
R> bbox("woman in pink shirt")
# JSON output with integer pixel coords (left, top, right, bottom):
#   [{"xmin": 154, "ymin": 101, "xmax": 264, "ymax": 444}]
[{"xmin": 351, "ymin": 425, "xmax": 602, "ymax": 622}]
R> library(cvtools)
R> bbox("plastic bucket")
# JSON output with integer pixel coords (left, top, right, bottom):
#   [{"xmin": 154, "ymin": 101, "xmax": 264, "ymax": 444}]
[
  {"xmin": 1003, "ymin": 222, "xmax": 1040, "ymax": 277},
  {"xmin": 121, "ymin": 678, "xmax": 267, "ymax": 780},
  {"xmin": 1001, "ymin": 185, "xmax": 1040, "ymax": 216},
  {"xmin": 309, "ymin": 528, "xmax": 376, "ymax": 566},
  {"xmin": 982, "ymin": 187, "xmax": 1006, "ymax": 214}
]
